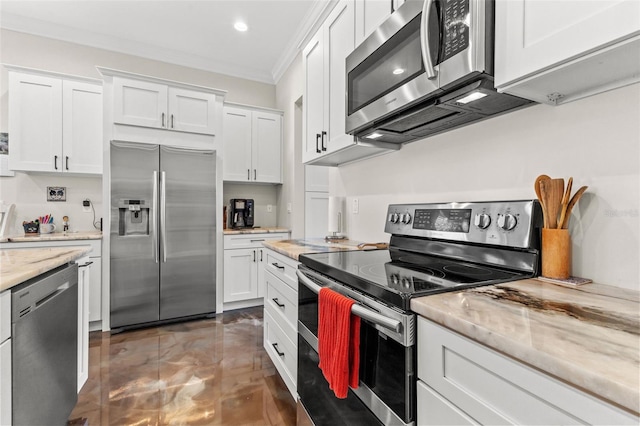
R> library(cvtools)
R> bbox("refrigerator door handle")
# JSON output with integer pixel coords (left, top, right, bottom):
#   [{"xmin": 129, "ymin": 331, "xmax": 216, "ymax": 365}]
[
  {"xmin": 153, "ymin": 171, "xmax": 159, "ymax": 263},
  {"xmin": 161, "ymin": 171, "xmax": 167, "ymax": 263}
]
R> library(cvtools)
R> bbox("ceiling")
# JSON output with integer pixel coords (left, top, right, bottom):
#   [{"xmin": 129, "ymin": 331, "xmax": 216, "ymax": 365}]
[{"xmin": 0, "ymin": 0, "xmax": 331, "ymax": 84}]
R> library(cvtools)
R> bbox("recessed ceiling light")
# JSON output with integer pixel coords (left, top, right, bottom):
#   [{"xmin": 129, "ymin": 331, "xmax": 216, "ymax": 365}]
[
  {"xmin": 234, "ymin": 22, "xmax": 248, "ymax": 32},
  {"xmin": 393, "ymin": 68, "xmax": 405, "ymax": 75}
]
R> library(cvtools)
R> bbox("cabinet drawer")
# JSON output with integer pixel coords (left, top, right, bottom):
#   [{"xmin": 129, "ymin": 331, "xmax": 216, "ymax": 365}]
[
  {"xmin": 224, "ymin": 233, "xmax": 289, "ymax": 249},
  {"xmin": 417, "ymin": 380, "xmax": 478, "ymax": 426},
  {"xmin": 264, "ymin": 250, "xmax": 298, "ymax": 289},
  {"xmin": 264, "ymin": 310, "xmax": 297, "ymax": 395},
  {"xmin": 0, "ymin": 290, "xmax": 10, "ymax": 343},
  {"xmin": 418, "ymin": 318, "xmax": 637, "ymax": 425},
  {"xmin": 264, "ymin": 270, "xmax": 297, "ymax": 339}
]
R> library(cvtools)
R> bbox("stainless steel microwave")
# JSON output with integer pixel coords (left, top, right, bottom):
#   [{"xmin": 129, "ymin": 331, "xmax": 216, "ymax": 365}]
[{"xmin": 345, "ymin": 0, "xmax": 531, "ymax": 144}]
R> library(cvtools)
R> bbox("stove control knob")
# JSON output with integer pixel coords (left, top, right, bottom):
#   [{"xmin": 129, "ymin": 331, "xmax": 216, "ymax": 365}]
[
  {"xmin": 388, "ymin": 213, "xmax": 394, "ymax": 223},
  {"xmin": 401, "ymin": 277, "xmax": 411, "ymax": 289},
  {"xmin": 498, "ymin": 213, "xmax": 517, "ymax": 231},
  {"xmin": 391, "ymin": 213, "xmax": 400, "ymax": 223},
  {"xmin": 401, "ymin": 213, "xmax": 412, "ymax": 224},
  {"xmin": 391, "ymin": 274, "xmax": 399, "ymax": 285},
  {"xmin": 474, "ymin": 213, "xmax": 491, "ymax": 229}
]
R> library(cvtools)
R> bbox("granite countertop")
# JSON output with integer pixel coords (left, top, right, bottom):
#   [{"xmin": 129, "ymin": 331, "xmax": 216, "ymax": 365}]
[
  {"xmin": 411, "ymin": 278, "xmax": 640, "ymax": 414},
  {"xmin": 6, "ymin": 231, "xmax": 102, "ymax": 243},
  {"xmin": 263, "ymin": 238, "xmax": 384, "ymax": 261},
  {"xmin": 223, "ymin": 227, "xmax": 290, "ymax": 235},
  {"xmin": 0, "ymin": 246, "xmax": 93, "ymax": 292}
]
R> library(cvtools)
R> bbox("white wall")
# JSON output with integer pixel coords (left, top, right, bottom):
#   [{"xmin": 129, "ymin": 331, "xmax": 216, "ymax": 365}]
[
  {"xmin": 0, "ymin": 29, "xmax": 277, "ymax": 234},
  {"xmin": 335, "ymin": 84, "xmax": 639, "ymax": 290}
]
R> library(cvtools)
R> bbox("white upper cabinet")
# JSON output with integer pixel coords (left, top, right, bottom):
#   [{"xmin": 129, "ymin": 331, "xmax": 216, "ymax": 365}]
[
  {"xmin": 8, "ymin": 68, "xmax": 102, "ymax": 174},
  {"xmin": 495, "ymin": 0, "xmax": 640, "ymax": 105},
  {"xmin": 303, "ymin": 0, "xmax": 356, "ymax": 163},
  {"xmin": 223, "ymin": 104, "xmax": 282, "ymax": 184},
  {"xmin": 113, "ymin": 76, "xmax": 217, "ymax": 134},
  {"xmin": 355, "ymin": 0, "xmax": 394, "ymax": 46}
]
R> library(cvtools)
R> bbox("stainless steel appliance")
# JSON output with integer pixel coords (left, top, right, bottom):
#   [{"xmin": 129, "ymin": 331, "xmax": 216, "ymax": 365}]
[
  {"xmin": 345, "ymin": 0, "xmax": 531, "ymax": 144},
  {"xmin": 110, "ymin": 141, "xmax": 216, "ymax": 331},
  {"xmin": 297, "ymin": 200, "xmax": 542, "ymax": 425},
  {"xmin": 229, "ymin": 198, "xmax": 254, "ymax": 229},
  {"xmin": 12, "ymin": 263, "xmax": 78, "ymax": 425}
]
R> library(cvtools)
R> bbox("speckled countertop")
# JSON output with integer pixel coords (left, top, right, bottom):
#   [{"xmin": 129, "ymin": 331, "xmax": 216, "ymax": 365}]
[
  {"xmin": 0, "ymin": 246, "xmax": 93, "ymax": 292},
  {"xmin": 5, "ymin": 231, "xmax": 102, "ymax": 243},
  {"xmin": 263, "ymin": 238, "xmax": 384, "ymax": 261},
  {"xmin": 223, "ymin": 227, "xmax": 290, "ymax": 235},
  {"xmin": 411, "ymin": 278, "xmax": 640, "ymax": 414}
]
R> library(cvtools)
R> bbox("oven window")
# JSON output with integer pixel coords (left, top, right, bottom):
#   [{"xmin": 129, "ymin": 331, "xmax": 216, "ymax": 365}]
[{"xmin": 348, "ymin": 14, "xmax": 425, "ymax": 115}]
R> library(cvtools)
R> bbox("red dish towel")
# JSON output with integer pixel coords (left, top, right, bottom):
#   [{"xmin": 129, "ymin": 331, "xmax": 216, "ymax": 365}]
[{"xmin": 318, "ymin": 287, "xmax": 360, "ymax": 399}]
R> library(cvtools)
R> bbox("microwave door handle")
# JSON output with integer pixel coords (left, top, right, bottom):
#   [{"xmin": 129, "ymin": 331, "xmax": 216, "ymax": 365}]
[{"xmin": 420, "ymin": 0, "xmax": 437, "ymax": 80}]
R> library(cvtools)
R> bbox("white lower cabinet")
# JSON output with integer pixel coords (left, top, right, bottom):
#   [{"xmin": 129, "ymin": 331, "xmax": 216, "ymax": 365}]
[
  {"xmin": 262, "ymin": 248, "xmax": 299, "ymax": 399},
  {"xmin": 417, "ymin": 317, "xmax": 638, "ymax": 425},
  {"xmin": 77, "ymin": 257, "xmax": 91, "ymax": 392},
  {"xmin": 0, "ymin": 290, "xmax": 11, "ymax": 426},
  {"xmin": 222, "ymin": 233, "xmax": 289, "ymax": 310}
]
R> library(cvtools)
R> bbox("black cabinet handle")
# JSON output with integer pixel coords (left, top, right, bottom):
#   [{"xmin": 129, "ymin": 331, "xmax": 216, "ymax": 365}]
[
  {"xmin": 65, "ymin": 156, "xmax": 69, "ymax": 170},
  {"xmin": 162, "ymin": 112, "xmax": 166, "ymax": 127},
  {"xmin": 171, "ymin": 114, "xmax": 174, "ymax": 128},
  {"xmin": 253, "ymin": 250, "xmax": 256, "ymax": 262},
  {"xmin": 272, "ymin": 343, "xmax": 285, "ymax": 357},
  {"xmin": 247, "ymin": 169, "xmax": 251, "ymax": 180},
  {"xmin": 321, "ymin": 131, "xmax": 327, "ymax": 151},
  {"xmin": 260, "ymin": 249, "xmax": 263, "ymax": 262},
  {"xmin": 272, "ymin": 262, "xmax": 285, "ymax": 270},
  {"xmin": 54, "ymin": 155, "xmax": 58, "ymax": 170},
  {"xmin": 254, "ymin": 169, "xmax": 257, "ymax": 180},
  {"xmin": 272, "ymin": 298, "xmax": 285, "ymax": 308},
  {"xmin": 79, "ymin": 261, "xmax": 94, "ymax": 268},
  {"xmin": 316, "ymin": 133, "xmax": 321, "ymax": 153}
]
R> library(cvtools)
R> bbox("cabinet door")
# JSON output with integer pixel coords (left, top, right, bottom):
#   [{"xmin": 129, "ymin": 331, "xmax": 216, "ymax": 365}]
[
  {"xmin": 324, "ymin": 0, "xmax": 356, "ymax": 154},
  {"xmin": 88, "ymin": 256, "xmax": 102, "ymax": 323},
  {"xmin": 252, "ymin": 111, "xmax": 282, "ymax": 183},
  {"xmin": 355, "ymin": 0, "xmax": 392, "ymax": 46},
  {"xmin": 417, "ymin": 381, "xmax": 478, "ymax": 426},
  {"xmin": 495, "ymin": 0, "xmax": 640, "ymax": 88},
  {"xmin": 305, "ymin": 165, "xmax": 329, "ymax": 192},
  {"xmin": 302, "ymin": 31, "xmax": 325, "ymax": 163},
  {"xmin": 168, "ymin": 87, "xmax": 216, "ymax": 135},
  {"xmin": 223, "ymin": 248, "xmax": 258, "ymax": 302},
  {"xmin": 62, "ymin": 80, "xmax": 103, "ymax": 174},
  {"xmin": 77, "ymin": 258, "xmax": 90, "ymax": 392},
  {"xmin": 0, "ymin": 339, "xmax": 11, "ymax": 426},
  {"xmin": 8, "ymin": 72, "xmax": 63, "ymax": 172},
  {"xmin": 114, "ymin": 77, "xmax": 167, "ymax": 128},
  {"xmin": 223, "ymin": 107, "xmax": 253, "ymax": 181},
  {"xmin": 305, "ymin": 192, "xmax": 329, "ymax": 238}
]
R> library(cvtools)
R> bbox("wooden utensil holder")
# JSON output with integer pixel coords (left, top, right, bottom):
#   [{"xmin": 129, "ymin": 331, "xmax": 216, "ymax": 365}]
[{"xmin": 542, "ymin": 228, "xmax": 571, "ymax": 279}]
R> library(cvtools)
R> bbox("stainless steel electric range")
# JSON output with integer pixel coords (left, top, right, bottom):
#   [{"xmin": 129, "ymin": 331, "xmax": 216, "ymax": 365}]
[{"xmin": 296, "ymin": 200, "xmax": 543, "ymax": 426}]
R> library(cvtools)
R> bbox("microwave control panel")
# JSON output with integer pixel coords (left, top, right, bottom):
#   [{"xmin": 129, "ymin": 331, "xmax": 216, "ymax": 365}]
[{"xmin": 442, "ymin": 0, "xmax": 470, "ymax": 62}]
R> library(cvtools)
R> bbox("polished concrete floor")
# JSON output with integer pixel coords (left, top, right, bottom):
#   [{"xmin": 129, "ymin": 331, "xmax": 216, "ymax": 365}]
[{"xmin": 69, "ymin": 307, "xmax": 296, "ymax": 425}]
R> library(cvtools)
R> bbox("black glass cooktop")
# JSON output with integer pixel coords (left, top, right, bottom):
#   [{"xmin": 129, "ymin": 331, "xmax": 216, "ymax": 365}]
[{"xmin": 299, "ymin": 248, "xmax": 529, "ymax": 310}]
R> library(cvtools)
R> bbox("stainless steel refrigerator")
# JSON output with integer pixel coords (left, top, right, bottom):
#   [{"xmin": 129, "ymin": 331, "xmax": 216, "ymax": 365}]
[{"xmin": 110, "ymin": 141, "xmax": 216, "ymax": 330}]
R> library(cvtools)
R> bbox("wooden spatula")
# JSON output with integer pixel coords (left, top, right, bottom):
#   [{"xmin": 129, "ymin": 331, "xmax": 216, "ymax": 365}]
[
  {"xmin": 561, "ymin": 186, "xmax": 588, "ymax": 229},
  {"xmin": 557, "ymin": 177, "xmax": 573, "ymax": 229}
]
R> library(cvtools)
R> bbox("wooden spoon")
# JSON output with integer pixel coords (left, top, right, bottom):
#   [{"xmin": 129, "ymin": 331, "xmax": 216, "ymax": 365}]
[
  {"xmin": 561, "ymin": 186, "xmax": 588, "ymax": 229},
  {"xmin": 557, "ymin": 177, "xmax": 573, "ymax": 229},
  {"xmin": 534, "ymin": 175, "xmax": 551, "ymax": 228},
  {"xmin": 541, "ymin": 178, "xmax": 564, "ymax": 229}
]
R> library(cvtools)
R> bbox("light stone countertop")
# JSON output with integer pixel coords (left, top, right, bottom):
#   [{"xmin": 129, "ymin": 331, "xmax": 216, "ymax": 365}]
[
  {"xmin": 0, "ymin": 246, "xmax": 93, "ymax": 292},
  {"xmin": 411, "ymin": 278, "xmax": 640, "ymax": 414},
  {"xmin": 262, "ymin": 238, "xmax": 384, "ymax": 261},
  {"xmin": 223, "ymin": 227, "xmax": 290, "ymax": 235},
  {"xmin": 6, "ymin": 231, "xmax": 102, "ymax": 243}
]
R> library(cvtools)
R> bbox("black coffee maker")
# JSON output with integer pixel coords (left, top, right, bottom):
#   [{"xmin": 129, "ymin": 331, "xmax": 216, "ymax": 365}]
[{"xmin": 229, "ymin": 199, "xmax": 254, "ymax": 228}]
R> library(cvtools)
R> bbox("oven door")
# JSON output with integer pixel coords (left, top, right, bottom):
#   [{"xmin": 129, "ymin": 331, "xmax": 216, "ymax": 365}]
[{"xmin": 297, "ymin": 267, "xmax": 416, "ymax": 426}]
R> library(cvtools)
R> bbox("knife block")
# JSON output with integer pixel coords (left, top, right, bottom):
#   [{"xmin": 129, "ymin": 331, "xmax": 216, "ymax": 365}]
[{"xmin": 541, "ymin": 228, "xmax": 571, "ymax": 279}]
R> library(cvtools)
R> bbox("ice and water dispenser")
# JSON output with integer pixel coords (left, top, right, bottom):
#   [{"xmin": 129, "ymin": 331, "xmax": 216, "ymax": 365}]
[{"xmin": 118, "ymin": 199, "xmax": 150, "ymax": 236}]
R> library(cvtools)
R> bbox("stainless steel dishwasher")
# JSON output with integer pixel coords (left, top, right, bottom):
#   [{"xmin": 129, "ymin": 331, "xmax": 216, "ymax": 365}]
[{"xmin": 12, "ymin": 262, "xmax": 78, "ymax": 425}]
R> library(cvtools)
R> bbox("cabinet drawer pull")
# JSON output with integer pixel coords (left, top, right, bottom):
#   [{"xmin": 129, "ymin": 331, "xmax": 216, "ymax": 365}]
[
  {"xmin": 272, "ymin": 342, "xmax": 285, "ymax": 357},
  {"xmin": 272, "ymin": 262, "xmax": 285, "ymax": 270},
  {"xmin": 65, "ymin": 156, "xmax": 69, "ymax": 170},
  {"xmin": 79, "ymin": 261, "xmax": 94, "ymax": 268},
  {"xmin": 54, "ymin": 155, "xmax": 58, "ymax": 170},
  {"xmin": 321, "ymin": 130, "xmax": 327, "ymax": 151},
  {"xmin": 316, "ymin": 133, "xmax": 321, "ymax": 153},
  {"xmin": 250, "ymin": 239, "xmax": 265, "ymax": 242},
  {"xmin": 272, "ymin": 298, "xmax": 285, "ymax": 308}
]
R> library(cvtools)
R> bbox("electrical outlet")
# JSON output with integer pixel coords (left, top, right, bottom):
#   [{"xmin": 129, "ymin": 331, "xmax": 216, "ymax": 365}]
[
  {"xmin": 82, "ymin": 199, "xmax": 91, "ymax": 213},
  {"xmin": 287, "ymin": 203, "xmax": 292, "ymax": 213},
  {"xmin": 267, "ymin": 204, "xmax": 273, "ymax": 213},
  {"xmin": 352, "ymin": 198, "xmax": 359, "ymax": 214}
]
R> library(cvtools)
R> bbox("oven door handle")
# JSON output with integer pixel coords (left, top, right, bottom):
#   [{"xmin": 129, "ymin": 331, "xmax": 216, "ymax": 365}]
[{"xmin": 296, "ymin": 270, "xmax": 402, "ymax": 333}]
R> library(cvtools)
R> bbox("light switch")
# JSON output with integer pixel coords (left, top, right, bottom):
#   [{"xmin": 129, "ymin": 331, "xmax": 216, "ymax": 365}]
[{"xmin": 352, "ymin": 198, "xmax": 359, "ymax": 214}]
